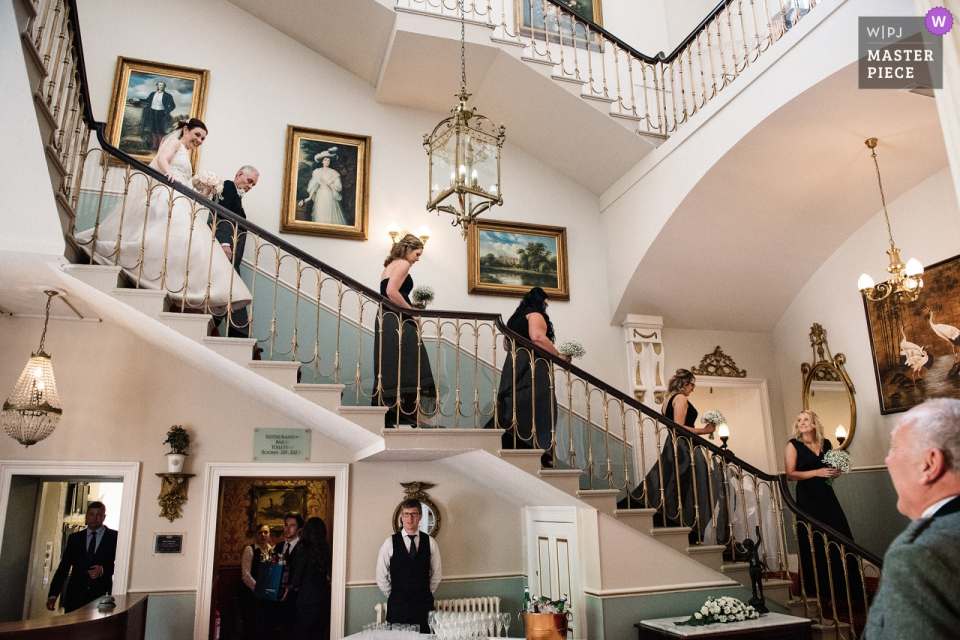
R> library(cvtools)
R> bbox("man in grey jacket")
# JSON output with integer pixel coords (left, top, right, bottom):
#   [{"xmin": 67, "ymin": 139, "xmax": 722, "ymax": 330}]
[{"xmin": 863, "ymin": 398, "xmax": 960, "ymax": 639}]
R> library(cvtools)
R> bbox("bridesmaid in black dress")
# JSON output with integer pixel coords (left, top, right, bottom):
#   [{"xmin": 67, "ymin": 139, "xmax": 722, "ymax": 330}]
[
  {"xmin": 374, "ymin": 234, "xmax": 436, "ymax": 427},
  {"xmin": 785, "ymin": 410, "xmax": 858, "ymax": 599}
]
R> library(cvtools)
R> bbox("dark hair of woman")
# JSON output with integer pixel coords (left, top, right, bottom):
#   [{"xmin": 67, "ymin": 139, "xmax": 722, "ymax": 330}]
[
  {"xmin": 508, "ymin": 287, "xmax": 555, "ymax": 342},
  {"xmin": 300, "ymin": 517, "xmax": 331, "ymax": 573},
  {"xmin": 667, "ymin": 368, "xmax": 696, "ymax": 394},
  {"xmin": 174, "ymin": 117, "xmax": 208, "ymax": 133},
  {"xmin": 383, "ymin": 233, "xmax": 424, "ymax": 267}
]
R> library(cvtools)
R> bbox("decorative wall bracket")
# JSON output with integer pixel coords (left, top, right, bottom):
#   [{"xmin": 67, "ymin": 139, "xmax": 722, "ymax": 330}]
[
  {"xmin": 156, "ymin": 473, "xmax": 195, "ymax": 522},
  {"xmin": 691, "ymin": 346, "xmax": 747, "ymax": 378}
]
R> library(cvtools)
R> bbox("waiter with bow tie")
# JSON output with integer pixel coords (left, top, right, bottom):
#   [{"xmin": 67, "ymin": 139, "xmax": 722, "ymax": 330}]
[{"xmin": 376, "ymin": 499, "xmax": 442, "ymax": 631}]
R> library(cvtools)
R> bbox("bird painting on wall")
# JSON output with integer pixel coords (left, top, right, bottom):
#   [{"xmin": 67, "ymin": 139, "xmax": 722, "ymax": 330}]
[
  {"xmin": 923, "ymin": 305, "xmax": 960, "ymax": 375},
  {"xmin": 899, "ymin": 327, "xmax": 933, "ymax": 387}
]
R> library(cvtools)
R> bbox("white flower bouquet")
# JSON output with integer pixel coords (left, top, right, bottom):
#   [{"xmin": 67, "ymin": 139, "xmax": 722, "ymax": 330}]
[
  {"xmin": 701, "ymin": 409, "xmax": 725, "ymax": 440},
  {"xmin": 411, "ymin": 285, "xmax": 435, "ymax": 308},
  {"xmin": 823, "ymin": 449, "xmax": 851, "ymax": 486},
  {"xmin": 675, "ymin": 596, "xmax": 761, "ymax": 627},
  {"xmin": 192, "ymin": 171, "xmax": 224, "ymax": 199},
  {"xmin": 557, "ymin": 339, "xmax": 586, "ymax": 360}
]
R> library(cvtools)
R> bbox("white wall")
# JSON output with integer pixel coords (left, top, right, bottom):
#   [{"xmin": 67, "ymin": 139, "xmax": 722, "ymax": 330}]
[
  {"xmin": 75, "ymin": 0, "xmax": 628, "ymax": 394},
  {"xmin": 662, "ymin": 0, "xmax": 724, "ymax": 53},
  {"xmin": 772, "ymin": 167, "xmax": 960, "ymax": 469},
  {"xmin": 600, "ymin": 0, "xmax": 670, "ymax": 56}
]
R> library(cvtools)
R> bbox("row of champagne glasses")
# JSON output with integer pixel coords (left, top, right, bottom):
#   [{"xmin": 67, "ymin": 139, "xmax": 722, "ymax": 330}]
[
  {"xmin": 428, "ymin": 611, "xmax": 511, "ymax": 638},
  {"xmin": 362, "ymin": 622, "xmax": 420, "ymax": 640}
]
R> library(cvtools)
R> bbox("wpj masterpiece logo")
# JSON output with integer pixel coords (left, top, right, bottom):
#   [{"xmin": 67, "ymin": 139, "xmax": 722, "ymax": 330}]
[{"xmin": 858, "ymin": 16, "xmax": 944, "ymax": 90}]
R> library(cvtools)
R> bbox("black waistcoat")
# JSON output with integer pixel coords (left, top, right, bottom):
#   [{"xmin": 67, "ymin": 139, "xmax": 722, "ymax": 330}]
[{"xmin": 387, "ymin": 531, "xmax": 433, "ymax": 622}]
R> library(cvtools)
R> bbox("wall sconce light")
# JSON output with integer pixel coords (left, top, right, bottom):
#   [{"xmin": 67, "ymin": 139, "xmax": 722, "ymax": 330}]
[
  {"xmin": 718, "ymin": 423, "xmax": 730, "ymax": 450},
  {"xmin": 388, "ymin": 223, "xmax": 430, "ymax": 246},
  {"xmin": 836, "ymin": 425, "xmax": 847, "ymax": 446}
]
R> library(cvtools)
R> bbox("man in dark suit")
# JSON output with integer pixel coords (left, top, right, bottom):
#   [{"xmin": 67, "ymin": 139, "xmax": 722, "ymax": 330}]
[
  {"xmin": 141, "ymin": 81, "xmax": 176, "ymax": 151},
  {"xmin": 46, "ymin": 501, "xmax": 118, "ymax": 613},
  {"xmin": 276, "ymin": 511, "xmax": 304, "ymax": 634},
  {"xmin": 863, "ymin": 399, "xmax": 960, "ymax": 639},
  {"xmin": 210, "ymin": 166, "xmax": 259, "ymax": 338}
]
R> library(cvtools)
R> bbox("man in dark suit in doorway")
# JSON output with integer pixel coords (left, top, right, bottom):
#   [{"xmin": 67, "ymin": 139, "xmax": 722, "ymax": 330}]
[
  {"xmin": 46, "ymin": 501, "xmax": 118, "ymax": 613},
  {"xmin": 210, "ymin": 165, "xmax": 259, "ymax": 338}
]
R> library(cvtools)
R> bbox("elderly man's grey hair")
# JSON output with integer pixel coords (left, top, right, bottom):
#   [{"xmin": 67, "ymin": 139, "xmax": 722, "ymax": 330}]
[
  {"xmin": 905, "ymin": 398, "xmax": 960, "ymax": 472},
  {"xmin": 238, "ymin": 165, "xmax": 259, "ymax": 177}
]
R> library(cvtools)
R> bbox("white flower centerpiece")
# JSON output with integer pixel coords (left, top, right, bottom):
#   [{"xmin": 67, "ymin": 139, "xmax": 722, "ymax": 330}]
[
  {"xmin": 192, "ymin": 171, "xmax": 224, "ymax": 199},
  {"xmin": 412, "ymin": 285, "xmax": 435, "ymax": 308},
  {"xmin": 675, "ymin": 596, "xmax": 761, "ymax": 627},
  {"xmin": 823, "ymin": 449, "xmax": 851, "ymax": 486},
  {"xmin": 701, "ymin": 409, "xmax": 726, "ymax": 441},
  {"xmin": 557, "ymin": 339, "xmax": 586, "ymax": 360}
]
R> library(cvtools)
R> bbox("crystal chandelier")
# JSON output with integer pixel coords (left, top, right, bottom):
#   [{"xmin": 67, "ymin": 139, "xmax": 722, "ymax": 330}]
[
  {"xmin": 423, "ymin": 0, "xmax": 505, "ymax": 239},
  {"xmin": 3, "ymin": 291, "xmax": 63, "ymax": 447},
  {"xmin": 857, "ymin": 138, "xmax": 923, "ymax": 303}
]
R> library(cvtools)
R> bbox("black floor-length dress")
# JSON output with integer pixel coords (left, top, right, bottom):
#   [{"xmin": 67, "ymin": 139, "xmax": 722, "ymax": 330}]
[
  {"xmin": 374, "ymin": 275, "xmax": 436, "ymax": 426},
  {"xmin": 790, "ymin": 438, "xmax": 861, "ymax": 599}
]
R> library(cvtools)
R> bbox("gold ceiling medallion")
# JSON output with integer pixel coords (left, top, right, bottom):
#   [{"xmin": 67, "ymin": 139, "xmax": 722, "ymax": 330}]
[
  {"xmin": 392, "ymin": 481, "xmax": 442, "ymax": 537},
  {"xmin": 423, "ymin": 0, "xmax": 505, "ymax": 239},
  {"xmin": 857, "ymin": 138, "xmax": 924, "ymax": 303},
  {"xmin": 801, "ymin": 323, "xmax": 857, "ymax": 451},
  {"xmin": 691, "ymin": 346, "xmax": 747, "ymax": 378}
]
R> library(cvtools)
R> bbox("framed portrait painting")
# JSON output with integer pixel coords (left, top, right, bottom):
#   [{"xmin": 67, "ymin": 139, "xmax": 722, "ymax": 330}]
[
  {"xmin": 863, "ymin": 252, "xmax": 960, "ymax": 414},
  {"xmin": 519, "ymin": 0, "xmax": 602, "ymax": 48},
  {"xmin": 106, "ymin": 57, "xmax": 209, "ymax": 167},
  {"xmin": 280, "ymin": 125, "xmax": 371, "ymax": 241},
  {"xmin": 250, "ymin": 485, "xmax": 308, "ymax": 529},
  {"xmin": 467, "ymin": 219, "xmax": 569, "ymax": 300}
]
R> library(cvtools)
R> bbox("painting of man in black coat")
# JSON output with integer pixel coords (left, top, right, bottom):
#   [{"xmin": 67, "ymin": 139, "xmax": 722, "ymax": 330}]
[
  {"xmin": 141, "ymin": 81, "xmax": 176, "ymax": 151},
  {"xmin": 46, "ymin": 501, "xmax": 118, "ymax": 613}
]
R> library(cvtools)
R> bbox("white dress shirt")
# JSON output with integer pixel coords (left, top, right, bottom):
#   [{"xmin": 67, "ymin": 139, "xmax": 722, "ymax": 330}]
[
  {"xmin": 920, "ymin": 494, "xmax": 960, "ymax": 519},
  {"xmin": 150, "ymin": 91, "xmax": 166, "ymax": 110},
  {"xmin": 375, "ymin": 531, "xmax": 442, "ymax": 597},
  {"xmin": 241, "ymin": 543, "xmax": 273, "ymax": 590},
  {"xmin": 86, "ymin": 526, "xmax": 106, "ymax": 553}
]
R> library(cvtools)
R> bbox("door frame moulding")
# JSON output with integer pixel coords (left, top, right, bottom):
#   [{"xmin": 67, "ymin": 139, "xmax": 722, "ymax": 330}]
[
  {"xmin": 193, "ymin": 462, "xmax": 350, "ymax": 640},
  {"xmin": 694, "ymin": 376, "xmax": 777, "ymax": 472},
  {"xmin": 0, "ymin": 460, "xmax": 141, "ymax": 598}
]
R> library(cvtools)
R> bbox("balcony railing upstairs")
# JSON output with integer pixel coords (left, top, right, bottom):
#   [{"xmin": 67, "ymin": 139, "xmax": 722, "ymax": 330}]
[
  {"xmin": 23, "ymin": 1, "xmax": 879, "ymax": 637},
  {"xmin": 397, "ymin": 0, "xmax": 818, "ymax": 137}
]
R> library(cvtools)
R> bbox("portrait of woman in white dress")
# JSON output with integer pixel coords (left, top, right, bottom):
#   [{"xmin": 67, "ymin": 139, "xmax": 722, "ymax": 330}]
[
  {"xmin": 299, "ymin": 148, "xmax": 347, "ymax": 226},
  {"xmin": 74, "ymin": 118, "xmax": 252, "ymax": 316}
]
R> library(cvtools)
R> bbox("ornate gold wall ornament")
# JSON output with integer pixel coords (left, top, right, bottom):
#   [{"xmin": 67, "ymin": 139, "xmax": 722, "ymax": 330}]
[
  {"xmin": 633, "ymin": 342, "xmax": 642, "ymax": 354},
  {"xmin": 634, "ymin": 390, "xmax": 646, "ymax": 403},
  {"xmin": 653, "ymin": 343, "xmax": 662, "ymax": 355},
  {"xmin": 633, "ymin": 330, "xmax": 659, "ymax": 340},
  {"xmin": 653, "ymin": 390, "xmax": 666, "ymax": 405},
  {"xmin": 691, "ymin": 346, "xmax": 747, "ymax": 378},
  {"xmin": 392, "ymin": 481, "xmax": 442, "ymax": 537},
  {"xmin": 635, "ymin": 362, "xmax": 642, "ymax": 385},
  {"xmin": 157, "ymin": 473, "xmax": 195, "ymax": 522},
  {"xmin": 655, "ymin": 362, "xmax": 662, "ymax": 386},
  {"xmin": 801, "ymin": 323, "xmax": 857, "ymax": 451}
]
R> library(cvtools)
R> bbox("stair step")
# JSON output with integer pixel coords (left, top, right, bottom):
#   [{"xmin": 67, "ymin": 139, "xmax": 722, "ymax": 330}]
[
  {"xmin": 202, "ymin": 337, "xmax": 257, "ymax": 366},
  {"xmin": 762, "ymin": 578, "xmax": 796, "ymax": 607},
  {"xmin": 247, "ymin": 360, "xmax": 301, "ymax": 389},
  {"xmin": 295, "ymin": 383, "xmax": 345, "ymax": 412},
  {"xmin": 581, "ymin": 92, "xmax": 616, "ymax": 115},
  {"xmin": 685, "ymin": 544, "xmax": 726, "ymax": 572},
  {"xmin": 538, "ymin": 468, "xmax": 583, "ymax": 494},
  {"xmin": 338, "ymin": 405, "xmax": 388, "ymax": 433},
  {"xmin": 649, "ymin": 527, "xmax": 692, "ymax": 553},
  {"xmin": 613, "ymin": 508, "xmax": 656, "ymax": 533},
  {"xmin": 111, "ymin": 288, "xmax": 168, "ymax": 316},
  {"xmin": 520, "ymin": 54, "xmax": 558, "ymax": 78},
  {"xmin": 785, "ymin": 597, "xmax": 811, "ymax": 620},
  {"xmin": 722, "ymin": 561, "xmax": 750, "ymax": 588},
  {"xmin": 550, "ymin": 73, "xmax": 587, "ymax": 97},
  {"xmin": 62, "ymin": 264, "xmax": 122, "ymax": 293},
  {"xmin": 498, "ymin": 449, "xmax": 545, "ymax": 475},
  {"xmin": 157, "ymin": 311, "xmax": 212, "ymax": 343},
  {"xmin": 575, "ymin": 489, "xmax": 620, "ymax": 516},
  {"xmin": 812, "ymin": 621, "xmax": 851, "ymax": 640},
  {"xmin": 381, "ymin": 429, "xmax": 504, "ymax": 455}
]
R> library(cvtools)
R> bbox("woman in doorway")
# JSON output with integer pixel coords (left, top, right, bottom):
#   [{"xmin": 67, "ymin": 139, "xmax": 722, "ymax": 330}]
[
  {"xmin": 290, "ymin": 517, "xmax": 332, "ymax": 640},
  {"xmin": 374, "ymin": 234, "xmax": 437, "ymax": 427},
  {"xmin": 239, "ymin": 523, "xmax": 274, "ymax": 639}
]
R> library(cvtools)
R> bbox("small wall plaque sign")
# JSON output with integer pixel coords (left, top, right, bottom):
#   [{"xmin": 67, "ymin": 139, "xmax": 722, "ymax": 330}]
[
  {"xmin": 253, "ymin": 428, "xmax": 311, "ymax": 462},
  {"xmin": 154, "ymin": 533, "xmax": 184, "ymax": 555}
]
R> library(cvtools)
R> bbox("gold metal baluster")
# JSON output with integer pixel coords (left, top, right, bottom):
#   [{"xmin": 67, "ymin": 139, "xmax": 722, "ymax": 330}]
[
  {"xmin": 556, "ymin": 9, "xmax": 567, "ymax": 77},
  {"xmin": 39, "ymin": 0, "xmax": 62, "ymax": 89},
  {"xmin": 291, "ymin": 258, "xmax": 304, "ymax": 363},
  {"xmin": 600, "ymin": 37, "xmax": 610, "ymax": 99},
  {"xmin": 619, "ymin": 401, "xmax": 630, "ymax": 493},
  {"xmin": 600, "ymin": 391, "xmax": 612, "ymax": 486},
  {"xmin": 334, "ymin": 281, "xmax": 345, "ymax": 395},
  {"xmin": 824, "ymin": 536, "xmax": 839, "ymax": 630},
  {"xmin": 45, "ymin": 3, "xmax": 67, "ymax": 105},
  {"xmin": 613, "ymin": 42, "xmax": 624, "ymax": 113},
  {"xmin": 33, "ymin": 0, "xmax": 52, "ymax": 49},
  {"xmin": 203, "ymin": 209, "xmax": 220, "ymax": 315},
  {"xmin": 133, "ymin": 177, "xmax": 156, "ymax": 285},
  {"xmin": 268, "ymin": 250, "xmax": 281, "ymax": 358},
  {"xmin": 60, "ymin": 79, "xmax": 81, "ymax": 176},
  {"xmin": 627, "ymin": 54, "xmax": 637, "ymax": 116},
  {"xmin": 68, "ymin": 127, "xmax": 90, "ymax": 220},
  {"xmin": 542, "ymin": 0, "xmax": 552, "ymax": 63},
  {"xmin": 584, "ymin": 382, "xmax": 594, "ymax": 487},
  {"xmin": 748, "ymin": 0, "xmax": 761, "ymax": 62},
  {"xmin": 677, "ymin": 50, "xmax": 688, "ymax": 123},
  {"xmin": 51, "ymin": 46, "xmax": 74, "ymax": 154},
  {"xmin": 352, "ymin": 293, "xmax": 364, "ymax": 403},
  {"xmin": 760, "ymin": 0, "xmax": 773, "ymax": 51},
  {"xmin": 706, "ymin": 23, "xmax": 718, "ymax": 100},
  {"xmin": 565, "ymin": 368, "xmax": 575, "ymax": 469},
  {"xmin": 472, "ymin": 319, "xmax": 481, "ymax": 428},
  {"xmin": 668, "ymin": 63, "xmax": 679, "ymax": 132},
  {"xmin": 180, "ymin": 201, "xmax": 199, "ymax": 310},
  {"xmin": 725, "ymin": 5, "xmax": 739, "ymax": 81}
]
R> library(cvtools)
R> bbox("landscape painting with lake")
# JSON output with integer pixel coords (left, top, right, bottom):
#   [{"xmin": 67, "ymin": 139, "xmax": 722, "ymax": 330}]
[{"xmin": 467, "ymin": 219, "xmax": 569, "ymax": 300}]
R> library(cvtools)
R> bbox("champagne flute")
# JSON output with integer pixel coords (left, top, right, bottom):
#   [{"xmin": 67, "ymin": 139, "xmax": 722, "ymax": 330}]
[
  {"xmin": 495, "ymin": 612, "xmax": 505, "ymax": 638},
  {"xmin": 501, "ymin": 613, "xmax": 511, "ymax": 639}
]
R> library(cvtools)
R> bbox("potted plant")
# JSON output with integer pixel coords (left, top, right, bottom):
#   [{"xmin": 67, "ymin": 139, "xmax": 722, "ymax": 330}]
[{"xmin": 163, "ymin": 425, "xmax": 190, "ymax": 473}]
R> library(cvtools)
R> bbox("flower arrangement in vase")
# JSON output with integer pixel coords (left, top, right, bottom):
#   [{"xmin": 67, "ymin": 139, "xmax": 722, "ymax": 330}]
[{"xmin": 163, "ymin": 425, "xmax": 190, "ymax": 473}]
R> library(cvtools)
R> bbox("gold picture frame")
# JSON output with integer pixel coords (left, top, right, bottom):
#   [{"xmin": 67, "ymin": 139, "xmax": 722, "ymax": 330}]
[
  {"xmin": 467, "ymin": 219, "xmax": 570, "ymax": 300},
  {"xmin": 105, "ymin": 57, "xmax": 209, "ymax": 167},
  {"xmin": 280, "ymin": 125, "xmax": 371, "ymax": 241}
]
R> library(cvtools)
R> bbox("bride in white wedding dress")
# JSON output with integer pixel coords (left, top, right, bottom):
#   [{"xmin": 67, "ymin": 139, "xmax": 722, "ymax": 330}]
[{"xmin": 75, "ymin": 119, "xmax": 252, "ymax": 317}]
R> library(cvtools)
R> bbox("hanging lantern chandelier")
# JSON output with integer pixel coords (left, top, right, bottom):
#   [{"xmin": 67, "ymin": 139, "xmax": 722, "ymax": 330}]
[
  {"xmin": 857, "ymin": 138, "xmax": 924, "ymax": 303},
  {"xmin": 3, "ymin": 290, "xmax": 63, "ymax": 447},
  {"xmin": 423, "ymin": 0, "xmax": 505, "ymax": 239}
]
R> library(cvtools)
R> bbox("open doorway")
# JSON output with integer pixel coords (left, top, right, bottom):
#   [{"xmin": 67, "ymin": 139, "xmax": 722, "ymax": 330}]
[{"xmin": 0, "ymin": 477, "xmax": 123, "ymax": 623}]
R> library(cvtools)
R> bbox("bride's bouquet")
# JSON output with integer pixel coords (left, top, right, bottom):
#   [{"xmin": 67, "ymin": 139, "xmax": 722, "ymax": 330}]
[
  {"xmin": 412, "ymin": 285, "xmax": 435, "ymax": 308},
  {"xmin": 701, "ymin": 410, "xmax": 725, "ymax": 440},
  {"xmin": 823, "ymin": 449, "xmax": 851, "ymax": 486},
  {"xmin": 192, "ymin": 172, "xmax": 224, "ymax": 199},
  {"xmin": 557, "ymin": 339, "xmax": 586, "ymax": 360}
]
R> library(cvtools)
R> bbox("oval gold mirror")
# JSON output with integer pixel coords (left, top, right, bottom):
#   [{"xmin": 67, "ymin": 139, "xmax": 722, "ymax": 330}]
[
  {"xmin": 801, "ymin": 324, "xmax": 856, "ymax": 451},
  {"xmin": 391, "ymin": 481, "xmax": 442, "ymax": 537}
]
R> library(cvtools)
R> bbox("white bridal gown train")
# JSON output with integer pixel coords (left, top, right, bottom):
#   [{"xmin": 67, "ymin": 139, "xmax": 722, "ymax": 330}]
[{"xmin": 75, "ymin": 146, "xmax": 252, "ymax": 316}]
